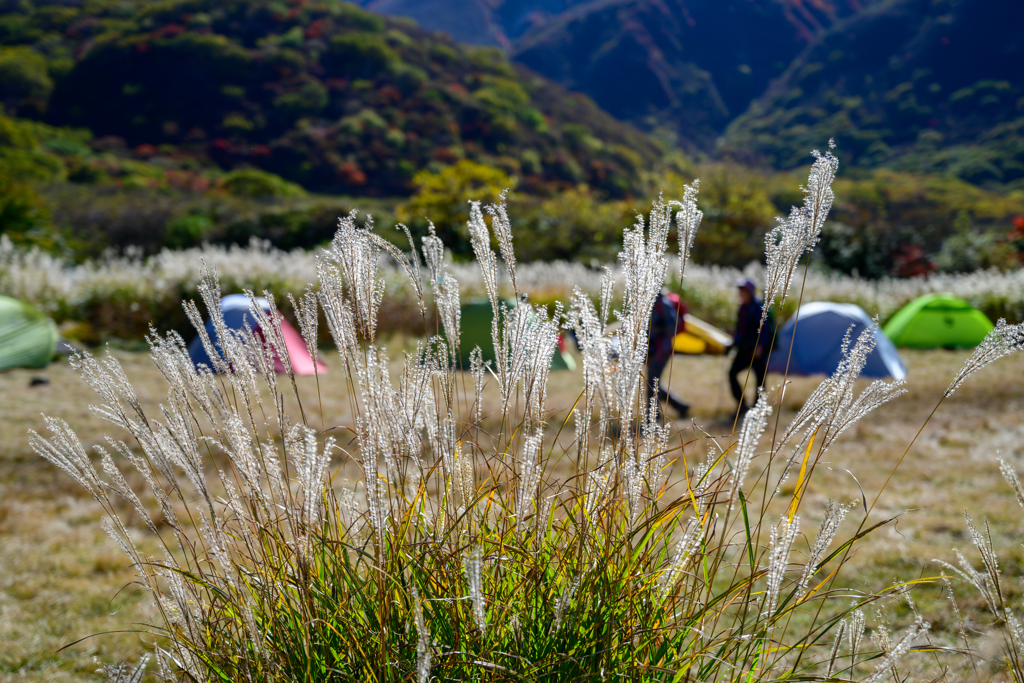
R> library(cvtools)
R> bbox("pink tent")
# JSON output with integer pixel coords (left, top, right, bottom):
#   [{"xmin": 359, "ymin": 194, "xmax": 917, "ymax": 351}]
[{"xmin": 187, "ymin": 295, "xmax": 327, "ymax": 375}]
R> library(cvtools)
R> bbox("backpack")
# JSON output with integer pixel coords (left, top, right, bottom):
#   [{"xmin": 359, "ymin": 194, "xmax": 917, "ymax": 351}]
[{"xmin": 651, "ymin": 293, "xmax": 686, "ymax": 339}]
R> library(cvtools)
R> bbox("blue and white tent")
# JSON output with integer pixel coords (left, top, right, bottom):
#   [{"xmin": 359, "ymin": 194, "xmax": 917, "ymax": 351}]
[{"xmin": 767, "ymin": 302, "xmax": 907, "ymax": 380}]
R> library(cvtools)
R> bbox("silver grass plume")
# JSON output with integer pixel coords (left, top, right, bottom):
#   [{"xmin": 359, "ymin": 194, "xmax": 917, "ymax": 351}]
[
  {"xmin": 615, "ymin": 198, "xmax": 673, "ymax": 409},
  {"xmin": 286, "ymin": 425, "xmax": 333, "ymax": 529},
  {"xmin": 797, "ymin": 500, "xmax": 850, "ymax": 597},
  {"xmin": 435, "ymin": 270, "xmax": 461, "ymax": 366},
  {"xmin": 940, "ymin": 572, "xmax": 973, "ymax": 660},
  {"xmin": 826, "ymin": 619, "xmax": 846, "ymax": 679},
  {"xmin": 96, "ymin": 656, "xmax": 149, "ymax": 683},
  {"xmin": 469, "ymin": 346, "xmax": 489, "ymax": 424},
  {"xmin": 675, "ymin": 179, "xmax": 702, "ymax": 280},
  {"xmin": 584, "ymin": 457, "xmax": 613, "ymax": 529},
  {"xmin": 761, "ymin": 140, "xmax": 838, "ymax": 330},
  {"xmin": 763, "ymin": 517, "xmax": 799, "ymax": 618},
  {"xmin": 938, "ymin": 548, "xmax": 999, "ymax": 616},
  {"xmin": 182, "ymin": 262, "xmax": 230, "ymax": 375},
  {"xmin": 775, "ymin": 322, "xmax": 905, "ymax": 492},
  {"xmin": 366, "ymin": 223, "xmax": 426, "ymax": 317},
  {"xmin": 463, "ymin": 546, "xmax": 487, "ymax": 633},
  {"xmin": 516, "ymin": 431, "xmax": 543, "ymax": 530},
  {"xmin": 466, "ymin": 201, "xmax": 499, "ymax": 313},
  {"xmin": 245, "ymin": 289, "xmax": 292, "ymax": 377},
  {"xmin": 29, "ymin": 415, "xmax": 103, "ymax": 499},
  {"xmin": 861, "ymin": 617, "xmax": 930, "ymax": 683},
  {"xmin": 729, "ymin": 389, "xmax": 772, "ymax": 510},
  {"xmin": 421, "ymin": 221, "xmax": 444, "ymax": 290},
  {"xmin": 658, "ymin": 516, "xmax": 705, "ymax": 602},
  {"xmin": 325, "ymin": 210, "xmax": 386, "ymax": 342},
  {"xmin": 486, "ymin": 189, "xmax": 518, "ymax": 294},
  {"xmin": 288, "ymin": 288, "xmax": 320, "ymax": 369},
  {"xmin": 999, "ymin": 456, "xmax": 1024, "ymax": 510},
  {"xmin": 965, "ymin": 513, "xmax": 1003, "ymax": 613},
  {"xmin": 522, "ymin": 301, "xmax": 561, "ymax": 428},
  {"xmin": 946, "ymin": 319, "xmax": 1024, "ymax": 397},
  {"xmin": 849, "ymin": 608, "xmax": 866, "ymax": 662}
]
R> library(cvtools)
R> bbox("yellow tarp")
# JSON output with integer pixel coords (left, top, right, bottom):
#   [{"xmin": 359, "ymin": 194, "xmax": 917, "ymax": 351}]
[{"xmin": 674, "ymin": 315, "xmax": 733, "ymax": 355}]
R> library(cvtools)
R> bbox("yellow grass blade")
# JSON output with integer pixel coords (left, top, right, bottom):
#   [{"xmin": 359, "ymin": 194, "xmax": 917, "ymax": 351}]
[{"xmin": 788, "ymin": 427, "xmax": 818, "ymax": 523}]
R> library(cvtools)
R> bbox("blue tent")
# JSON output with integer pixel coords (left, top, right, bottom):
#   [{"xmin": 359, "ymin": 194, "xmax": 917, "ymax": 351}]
[{"xmin": 767, "ymin": 302, "xmax": 907, "ymax": 380}]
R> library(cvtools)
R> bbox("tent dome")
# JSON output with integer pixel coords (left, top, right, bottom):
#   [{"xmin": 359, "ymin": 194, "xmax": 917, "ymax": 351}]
[
  {"xmin": 767, "ymin": 302, "xmax": 906, "ymax": 380},
  {"xmin": 187, "ymin": 295, "xmax": 325, "ymax": 375},
  {"xmin": 883, "ymin": 293, "xmax": 993, "ymax": 349},
  {"xmin": 0, "ymin": 295, "xmax": 58, "ymax": 372}
]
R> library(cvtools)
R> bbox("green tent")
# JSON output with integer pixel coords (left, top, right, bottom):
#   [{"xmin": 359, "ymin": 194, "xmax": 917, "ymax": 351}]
[
  {"xmin": 458, "ymin": 300, "xmax": 575, "ymax": 371},
  {"xmin": 883, "ymin": 293, "xmax": 993, "ymax": 349},
  {"xmin": 0, "ymin": 295, "xmax": 58, "ymax": 371}
]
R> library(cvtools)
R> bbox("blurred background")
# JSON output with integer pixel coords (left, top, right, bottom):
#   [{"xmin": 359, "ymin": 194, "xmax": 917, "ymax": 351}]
[{"xmin": 0, "ymin": 0, "xmax": 1021, "ymax": 275}]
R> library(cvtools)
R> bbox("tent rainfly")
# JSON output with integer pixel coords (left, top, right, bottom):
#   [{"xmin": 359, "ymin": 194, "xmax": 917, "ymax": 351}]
[
  {"xmin": 767, "ymin": 302, "xmax": 907, "ymax": 380},
  {"xmin": 0, "ymin": 295, "xmax": 58, "ymax": 372},
  {"xmin": 883, "ymin": 293, "xmax": 993, "ymax": 349},
  {"xmin": 188, "ymin": 295, "xmax": 326, "ymax": 375},
  {"xmin": 459, "ymin": 300, "xmax": 576, "ymax": 370}
]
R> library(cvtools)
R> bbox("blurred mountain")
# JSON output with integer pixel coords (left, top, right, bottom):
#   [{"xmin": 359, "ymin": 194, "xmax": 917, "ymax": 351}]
[
  {"xmin": 357, "ymin": 0, "xmax": 584, "ymax": 48},
  {"xmin": 719, "ymin": 0, "xmax": 1024, "ymax": 187},
  {"xmin": 0, "ymin": 0, "xmax": 661, "ymax": 197},
  {"xmin": 362, "ymin": 0, "xmax": 1024, "ymax": 189},
  {"xmin": 360, "ymin": 0, "xmax": 864, "ymax": 149},
  {"xmin": 512, "ymin": 0, "xmax": 869, "ymax": 149}
]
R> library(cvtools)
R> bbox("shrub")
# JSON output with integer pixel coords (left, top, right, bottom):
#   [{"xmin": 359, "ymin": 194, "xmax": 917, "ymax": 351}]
[
  {"xmin": 219, "ymin": 168, "xmax": 307, "ymax": 199},
  {"xmin": 30, "ymin": 148, "xmax": 1024, "ymax": 681},
  {"xmin": 0, "ymin": 164, "xmax": 54, "ymax": 249},
  {"xmin": 396, "ymin": 160, "xmax": 516, "ymax": 253},
  {"xmin": 325, "ymin": 33, "xmax": 400, "ymax": 79},
  {"xmin": 0, "ymin": 45, "xmax": 53, "ymax": 111}
]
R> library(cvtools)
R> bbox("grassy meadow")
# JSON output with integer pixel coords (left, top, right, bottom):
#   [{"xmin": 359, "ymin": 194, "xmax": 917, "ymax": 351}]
[{"xmin": 3, "ymin": 343, "xmax": 1024, "ymax": 681}]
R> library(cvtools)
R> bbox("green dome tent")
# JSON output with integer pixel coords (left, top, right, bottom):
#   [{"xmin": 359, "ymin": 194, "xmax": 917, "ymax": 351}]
[
  {"xmin": 0, "ymin": 295, "xmax": 58, "ymax": 371},
  {"xmin": 458, "ymin": 300, "xmax": 575, "ymax": 371},
  {"xmin": 883, "ymin": 293, "xmax": 993, "ymax": 349}
]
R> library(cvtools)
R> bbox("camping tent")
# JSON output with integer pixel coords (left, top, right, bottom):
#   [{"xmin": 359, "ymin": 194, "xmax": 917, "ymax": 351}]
[
  {"xmin": 0, "ymin": 295, "xmax": 58, "ymax": 372},
  {"xmin": 767, "ymin": 302, "xmax": 906, "ymax": 380},
  {"xmin": 188, "ymin": 295, "xmax": 326, "ymax": 375},
  {"xmin": 674, "ymin": 315, "xmax": 733, "ymax": 355},
  {"xmin": 459, "ymin": 300, "xmax": 575, "ymax": 370},
  {"xmin": 883, "ymin": 293, "xmax": 993, "ymax": 348}
]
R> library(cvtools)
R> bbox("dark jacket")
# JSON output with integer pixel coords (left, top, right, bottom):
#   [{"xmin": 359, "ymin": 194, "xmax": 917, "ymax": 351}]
[
  {"xmin": 733, "ymin": 298, "xmax": 772, "ymax": 353},
  {"xmin": 648, "ymin": 293, "xmax": 686, "ymax": 366}
]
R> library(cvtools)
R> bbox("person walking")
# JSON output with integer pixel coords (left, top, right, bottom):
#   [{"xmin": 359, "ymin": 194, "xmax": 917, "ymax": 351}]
[
  {"xmin": 646, "ymin": 289, "xmax": 690, "ymax": 420},
  {"xmin": 727, "ymin": 278, "xmax": 772, "ymax": 414}
]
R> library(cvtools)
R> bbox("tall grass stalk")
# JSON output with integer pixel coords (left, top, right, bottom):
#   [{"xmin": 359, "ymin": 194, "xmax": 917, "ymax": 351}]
[{"xmin": 30, "ymin": 150, "xmax": 1024, "ymax": 681}]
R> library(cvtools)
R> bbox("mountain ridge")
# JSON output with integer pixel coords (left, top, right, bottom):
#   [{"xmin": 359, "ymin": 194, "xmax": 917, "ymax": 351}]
[{"xmin": 0, "ymin": 0, "xmax": 662, "ymax": 198}]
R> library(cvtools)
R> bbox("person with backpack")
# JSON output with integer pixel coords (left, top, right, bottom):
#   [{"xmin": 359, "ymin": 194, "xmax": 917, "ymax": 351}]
[
  {"xmin": 646, "ymin": 289, "xmax": 690, "ymax": 420},
  {"xmin": 727, "ymin": 278, "xmax": 773, "ymax": 414}
]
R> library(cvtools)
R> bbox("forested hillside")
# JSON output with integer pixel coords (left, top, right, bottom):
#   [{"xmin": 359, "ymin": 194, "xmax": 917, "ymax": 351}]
[
  {"xmin": 0, "ymin": 0, "xmax": 660, "ymax": 197},
  {"xmin": 719, "ymin": 0, "xmax": 1024, "ymax": 188},
  {"xmin": 365, "ymin": 0, "xmax": 1024, "ymax": 191}
]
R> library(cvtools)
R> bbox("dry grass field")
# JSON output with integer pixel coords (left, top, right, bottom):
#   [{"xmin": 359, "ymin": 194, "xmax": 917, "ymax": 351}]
[{"xmin": 2, "ymin": 343, "xmax": 1024, "ymax": 681}]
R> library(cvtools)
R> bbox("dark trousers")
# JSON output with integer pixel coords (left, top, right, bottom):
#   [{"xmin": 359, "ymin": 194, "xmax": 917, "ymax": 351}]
[
  {"xmin": 729, "ymin": 348, "xmax": 767, "ymax": 407},
  {"xmin": 646, "ymin": 355, "xmax": 688, "ymax": 417}
]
